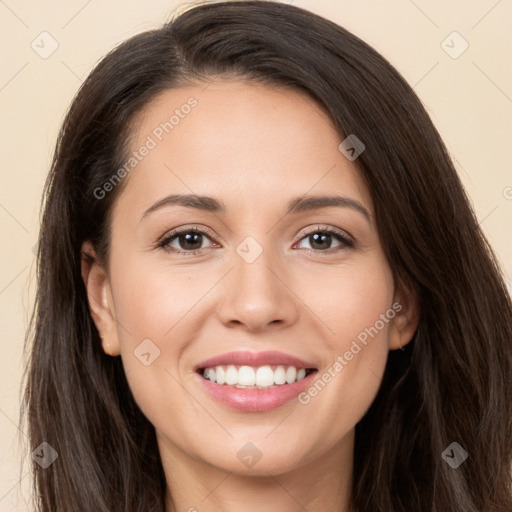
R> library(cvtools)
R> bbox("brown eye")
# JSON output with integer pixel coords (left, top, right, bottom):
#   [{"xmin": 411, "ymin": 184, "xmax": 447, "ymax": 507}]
[
  {"xmin": 295, "ymin": 227, "xmax": 354, "ymax": 253},
  {"xmin": 158, "ymin": 227, "xmax": 218, "ymax": 254},
  {"xmin": 171, "ymin": 231, "xmax": 206, "ymax": 251}
]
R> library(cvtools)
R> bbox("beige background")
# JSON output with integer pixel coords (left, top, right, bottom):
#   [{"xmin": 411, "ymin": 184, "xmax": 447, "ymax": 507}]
[{"xmin": 1, "ymin": 0, "xmax": 511, "ymax": 509}]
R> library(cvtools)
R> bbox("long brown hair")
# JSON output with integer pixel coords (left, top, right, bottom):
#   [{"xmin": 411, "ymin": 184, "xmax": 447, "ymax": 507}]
[{"xmin": 21, "ymin": 1, "xmax": 512, "ymax": 510}]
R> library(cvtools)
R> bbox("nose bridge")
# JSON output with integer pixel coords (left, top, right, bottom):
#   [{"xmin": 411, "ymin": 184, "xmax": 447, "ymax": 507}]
[{"xmin": 216, "ymin": 233, "xmax": 298, "ymax": 330}]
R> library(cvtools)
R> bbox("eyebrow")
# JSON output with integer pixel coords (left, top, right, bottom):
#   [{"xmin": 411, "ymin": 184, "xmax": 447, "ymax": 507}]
[{"xmin": 141, "ymin": 193, "xmax": 371, "ymax": 223}]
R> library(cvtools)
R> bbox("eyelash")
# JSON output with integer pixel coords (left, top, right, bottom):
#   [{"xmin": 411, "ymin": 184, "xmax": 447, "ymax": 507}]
[{"xmin": 156, "ymin": 224, "xmax": 354, "ymax": 256}]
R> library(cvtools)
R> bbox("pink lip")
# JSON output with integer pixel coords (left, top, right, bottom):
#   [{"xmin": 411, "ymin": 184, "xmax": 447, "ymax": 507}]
[
  {"xmin": 194, "ymin": 350, "xmax": 317, "ymax": 371},
  {"xmin": 195, "ymin": 369, "xmax": 318, "ymax": 412}
]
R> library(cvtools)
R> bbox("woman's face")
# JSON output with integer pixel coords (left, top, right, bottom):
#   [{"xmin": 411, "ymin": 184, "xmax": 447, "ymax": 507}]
[{"xmin": 83, "ymin": 79, "xmax": 418, "ymax": 477}]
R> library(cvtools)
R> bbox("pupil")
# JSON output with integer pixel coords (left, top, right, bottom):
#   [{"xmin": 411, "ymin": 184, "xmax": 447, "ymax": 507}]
[{"xmin": 310, "ymin": 232, "xmax": 331, "ymax": 250}]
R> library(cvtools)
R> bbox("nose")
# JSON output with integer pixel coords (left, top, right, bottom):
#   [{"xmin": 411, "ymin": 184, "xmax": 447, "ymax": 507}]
[{"xmin": 216, "ymin": 245, "xmax": 299, "ymax": 332}]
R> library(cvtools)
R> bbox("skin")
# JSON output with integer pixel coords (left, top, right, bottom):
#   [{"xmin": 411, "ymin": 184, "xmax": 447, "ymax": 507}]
[{"xmin": 82, "ymin": 79, "xmax": 419, "ymax": 512}]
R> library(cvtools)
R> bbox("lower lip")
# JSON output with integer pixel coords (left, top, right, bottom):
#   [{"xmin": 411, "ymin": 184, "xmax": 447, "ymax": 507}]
[{"xmin": 195, "ymin": 370, "xmax": 318, "ymax": 412}]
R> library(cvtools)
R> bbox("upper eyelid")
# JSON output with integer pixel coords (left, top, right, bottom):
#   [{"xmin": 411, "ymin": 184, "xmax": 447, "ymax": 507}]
[{"xmin": 158, "ymin": 225, "xmax": 218, "ymax": 245}]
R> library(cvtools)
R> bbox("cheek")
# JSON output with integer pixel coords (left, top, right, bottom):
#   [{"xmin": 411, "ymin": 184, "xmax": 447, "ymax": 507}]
[
  {"xmin": 296, "ymin": 254, "xmax": 394, "ymax": 347},
  {"xmin": 296, "ymin": 256, "xmax": 394, "ymax": 423},
  {"xmin": 108, "ymin": 257, "xmax": 214, "ymax": 429},
  {"xmin": 112, "ymin": 258, "xmax": 203, "ymax": 344}
]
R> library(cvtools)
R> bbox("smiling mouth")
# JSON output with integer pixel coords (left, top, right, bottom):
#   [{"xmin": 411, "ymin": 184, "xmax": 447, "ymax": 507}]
[{"xmin": 196, "ymin": 364, "xmax": 318, "ymax": 389}]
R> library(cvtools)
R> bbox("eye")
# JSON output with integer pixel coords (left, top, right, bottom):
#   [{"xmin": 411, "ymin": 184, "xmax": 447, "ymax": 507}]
[
  {"xmin": 157, "ymin": 226, "xmax": 219, "ymax": 255},
  {"xmin": 294, "ymin": 225, "xmax": 354, "ymax": 254},
  {"xmin": 156, "ymin": 224, "xmax": 354, "ymax": 256}
]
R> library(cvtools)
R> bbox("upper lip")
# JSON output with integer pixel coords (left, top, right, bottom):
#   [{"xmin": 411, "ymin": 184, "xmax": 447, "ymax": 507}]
[{"xmin": 194, "ymin": 350, "xmax": 317, "ymax": 371}]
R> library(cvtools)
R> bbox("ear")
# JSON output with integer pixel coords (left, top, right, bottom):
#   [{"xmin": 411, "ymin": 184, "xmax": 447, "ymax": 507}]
[
  {"xmin": 81, "ymin": 240, "xmax": 120, "ymax": 356},
  {"xmin": 388, "ymin": 276, "xmax": 420, "ymax": 350}
]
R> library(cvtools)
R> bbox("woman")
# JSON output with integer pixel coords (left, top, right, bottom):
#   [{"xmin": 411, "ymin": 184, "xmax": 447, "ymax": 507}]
[{"xmin": 22, "ymin": 1, "xmax": 512, "ymax": 511}]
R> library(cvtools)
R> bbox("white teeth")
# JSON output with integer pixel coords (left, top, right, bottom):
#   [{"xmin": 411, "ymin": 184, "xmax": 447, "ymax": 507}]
[
  {"xmin": 225, "ymin": 365, "xmax": 238, "ymax": 385},
  {"xmin": 216, "ymin": 365, "xmax": 226, "ymax": 385},
  {"xmin": 201, "ymin": 364, "xmax": 313, "ymax": 388},
  {"xmin": 255, "ymin": 365, "xmax": 274, "ymax": 387},
  {"xmin": 274, "ymin": 365, "xmax": 286, "ymax": 385},
  {"xmin": 238, "ymin": 366, "xmax": 256, "ymax": 386},
  {"xmin": 206, "ymin": 368, "xmax": 216, "ymax": 383},
  {"xmin": 285, "ymin": 366, "xmax": 297, "ymax": 384}
]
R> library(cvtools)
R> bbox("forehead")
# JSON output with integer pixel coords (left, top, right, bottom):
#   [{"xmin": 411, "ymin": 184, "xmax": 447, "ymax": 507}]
[{"xmin": 112, "ymin": 79, "xmax": 372, "ymax": 221}]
